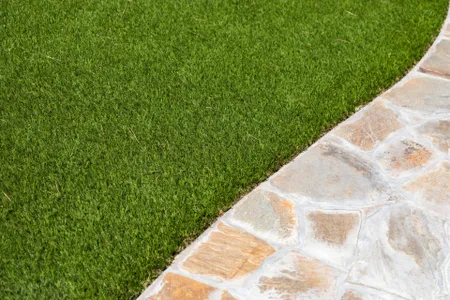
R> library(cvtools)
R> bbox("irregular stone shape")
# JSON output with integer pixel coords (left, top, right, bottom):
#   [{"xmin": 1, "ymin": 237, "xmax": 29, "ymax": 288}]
[
  {"xmin": 249, "ymin": 251, "xmax": 341, "ymax": 299},
  {"xmin": 420, "ymin": 40, "xmax": 450, "ymax": 79},
  {"xmin": 416, "ymin": 119, "xmax": 450, "ymax": 152},
  {"xmin": 383, "ymin": 77, "xmax": 450, "ymax": 115},
  {"xmin": 181, "ymin": 223, "xmax": 275, "ymax": 281},
  {"xmin": 333, "ymin": 101, "xmax": 403, "ymax": 151},
  {"xmin": 303, "ymin": 209, "xmax": 361, "ymax": 268},
  {"xmin": 374, "ymin": 137, "xmax": 435, "ymax": 177},
  {"xmin": 148, "ymin": 273, "xmax": 216, "ymax": 300},
  {"xmin": 230, "ymin": 190, "xmax": 298, "ymax": 244},
  {"xmin": 402, "ymin": 162, "xmax": 450, "ymax": 219},
  {"xmin": 271, "ymin": 140, "xmax": 388, "ymax": 205},
  {"xmin": 348, "ymin": 204, "xmax": 448, "ymax": 299}
]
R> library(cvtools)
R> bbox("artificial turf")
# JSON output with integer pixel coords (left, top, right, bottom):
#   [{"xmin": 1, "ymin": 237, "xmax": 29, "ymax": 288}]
[{"xmin": 0, "ymin": 0, "xmax": 448, "ymax": 298}]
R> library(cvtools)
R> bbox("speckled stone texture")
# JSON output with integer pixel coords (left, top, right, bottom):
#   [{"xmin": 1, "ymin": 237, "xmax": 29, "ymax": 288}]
[{"xmin": 139, "ymin": 11, "xmax": 450, "ymax": 300}]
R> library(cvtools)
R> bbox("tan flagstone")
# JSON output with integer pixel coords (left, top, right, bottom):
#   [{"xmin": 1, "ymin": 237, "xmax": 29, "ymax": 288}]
[
  {"xmin": 348, "ymin": 203, "xmax": 448, "ymax": 299},
  {"xmin": 221, "ymin": 291, "xmax": 239, "ymax": 300},
  {"xmin": 332, "ymin": 101, "xmax": 403, "ymax": 151},
  {"xmin": 303, "ymin": 209, "xmax": 361, "ymax": 268},
  {"xmin": 181, "ymin": 223, "xmax": 275, "ymax": 281},
  {"xmin": 374, "ymin": 137, "xmax": 436, "ymax": 177},
  {"xmin": 402, "ymin": 161, "xmax": 450, "ymax": 219},
  {"xmin": 306, "ymin": 210, "xmax": 359, "ymax": 245},
  {"xmin": 420, "ymin": 39, "xmax": 450, "ymax": 79},
  {"xmin": 147, "ymin": 273, "xmax": 216, "ymax": 300},
  {"xmin": 383, "ymin": 77, "xmax": 450, "ymax": 115},
  {"xmin": 230, "ymin": 189, "xmax": 298, "ymax": 244},
  {"xmin": 271, "ymin": 140, "xmax": 388, "ymax": 205},
  {"xmin": 416, "ymin": 119, "xmax": 450, "ymax": 152},
  {"xmin": 250, "ymin": 251, "xmax": 341, "ymax": 299}
]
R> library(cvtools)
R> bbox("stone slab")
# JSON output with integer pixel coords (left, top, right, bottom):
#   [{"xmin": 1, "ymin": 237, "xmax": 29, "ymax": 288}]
[
  {"xmin": 416, "ymin": 119, "xmax": 450, "ymax": 153},
  {"xmin": 332, "ymin": 101, "xmax": 403, "ymax": 151},
  {"xmin": 383, "ymin": 77, "xmax": 450, "ymax": 115},
  {"xmin": 181, "ymin": 223, "xmax": 275, "ymax": 281},
  {"xmin": 374, "ymin": 137, "xmax": 436, "ymax": 178},
  {"xmin": 402, "ymin": 161, "xmax": 450, "ymax": 220},
  {"xmin": 303, "ymin": 209, "xmax": 361, "ymax": 268},
  {"xmin": 420, "ymin": 39, "xmax": 450, "ymax": 79},
  {"xmin": 348, "ymin": 203, "xmax": 449, "ymax": 299},
  {"xmin": 147, "ymin": 273, "xmax": 216, "ymax": 300},
  {"xmin": 249, "ymin": 251, "xmax": 341, "ymax": 299},
  {"xmin": 230, "ymin": 189, "xmax": 298, "ymax": 244},
  {"xmin": 271, "ymin": 140, "xmax": 388, "ymax": 205}
]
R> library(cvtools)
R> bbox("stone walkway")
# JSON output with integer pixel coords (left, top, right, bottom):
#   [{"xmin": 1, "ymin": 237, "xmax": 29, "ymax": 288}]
[{"xmin": 139, "ymin": 11, "xmax": 450, "ymax": 300}]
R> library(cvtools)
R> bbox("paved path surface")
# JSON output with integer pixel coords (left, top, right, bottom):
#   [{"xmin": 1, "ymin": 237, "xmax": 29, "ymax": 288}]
[{"xmin": 139, "ymin": 10, "xmax": 450, "ymax": 300}]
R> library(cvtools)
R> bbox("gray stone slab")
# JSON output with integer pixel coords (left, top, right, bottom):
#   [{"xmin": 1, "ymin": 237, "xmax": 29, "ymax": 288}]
[
  {"xmin": 383, "ymin": 77, "xmax": 450, "ymax": 115},
  {"xmin": 271, "ymin": 140, "xmax": 389, "ymax": 205}
]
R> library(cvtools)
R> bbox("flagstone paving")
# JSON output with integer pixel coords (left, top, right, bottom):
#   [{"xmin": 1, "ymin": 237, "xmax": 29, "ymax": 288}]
[{"xmin": 139, "ymin": 11, "xmax": 450, "ymax": 300}]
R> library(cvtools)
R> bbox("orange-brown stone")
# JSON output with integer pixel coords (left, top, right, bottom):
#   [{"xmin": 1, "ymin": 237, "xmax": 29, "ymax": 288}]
[
  {"xmin": 307, "ymin": 211, "xmax": 359, "ymax": 245},
  {"xmin": 333, "ymin": 101, "xmax": 402, "ymax": 150},
  {"xmin": 303, "ymin": 209, "xmax": 360, "ymax": 267},
  {"xmin": 148, "ymin": 273, "xmax": 216, "ymax": 300},
  {"xmin": 419, "ymin": 40, "xmax": 450, "ymax": 79},
  {"xmin": 181, "ymin": 223, "xmax": 275, "ymax": 281},
  {"xmin": 221, "ymin": 291, "xmax": 238, "ymax": 300}
]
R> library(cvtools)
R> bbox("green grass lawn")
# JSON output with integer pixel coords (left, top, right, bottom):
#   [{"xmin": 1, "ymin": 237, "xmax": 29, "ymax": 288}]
[{"xmin": 1, "ymin": 0, "xmax": 447, "ymax": 298}]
